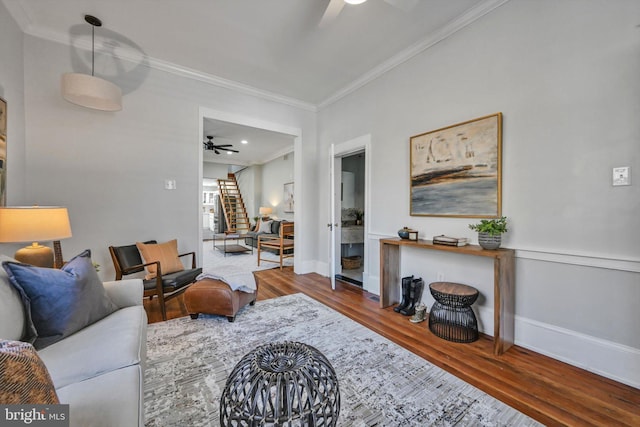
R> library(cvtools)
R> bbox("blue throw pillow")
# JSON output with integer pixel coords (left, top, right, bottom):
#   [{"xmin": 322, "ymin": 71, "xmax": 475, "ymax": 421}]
[{"xmin": 2, "ymin": 250, "xmax": 118, "ymax": 349}]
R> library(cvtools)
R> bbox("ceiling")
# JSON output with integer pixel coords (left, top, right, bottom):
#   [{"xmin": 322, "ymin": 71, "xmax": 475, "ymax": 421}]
[
  {"xmin": 3, "ymin": 0, "xmax": 497, "ymax": 107},
  {"xmin": 203, "ymin": 118, "xmax": 295, "ymax": 166},
  {"xmin": 3, "ymin": 0, "xmax": 502, "ymax": 164}
]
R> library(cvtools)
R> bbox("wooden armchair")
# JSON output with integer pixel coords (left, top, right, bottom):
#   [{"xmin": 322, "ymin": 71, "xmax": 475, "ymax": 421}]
[
  {"xmin": 109, "ymin": 240, "xmax": 202, "ymax": 320},
  {"xmin": 257, "ymin": 222, "xmax": 294, "ymax": 270}
]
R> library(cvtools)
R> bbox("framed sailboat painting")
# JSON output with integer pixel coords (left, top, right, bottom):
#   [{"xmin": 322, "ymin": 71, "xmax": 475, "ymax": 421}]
[{"xmin": 410, "ymin": 113, "xmax": 502, "ymax": 218}]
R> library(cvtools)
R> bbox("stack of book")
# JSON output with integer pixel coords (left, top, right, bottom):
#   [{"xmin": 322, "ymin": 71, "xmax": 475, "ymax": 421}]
[{"xmin": 432, "ymin": 235, "xmax": 469, "ymax": 247}]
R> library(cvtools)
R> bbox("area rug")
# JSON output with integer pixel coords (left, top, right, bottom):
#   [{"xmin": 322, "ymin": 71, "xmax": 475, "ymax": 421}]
[
  {"xmin": 202, "ymin": 239, "xmax": 293, "ymax": 274},
  {"xmin": 144, "ymin": 293, "xmax": 541, "ymax": 427}
]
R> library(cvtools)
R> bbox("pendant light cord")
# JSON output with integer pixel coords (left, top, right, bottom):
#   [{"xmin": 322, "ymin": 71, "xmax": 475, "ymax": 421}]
[{"xmin": 91, "ymin": 24, "xmax": 95, "ymax": 76}]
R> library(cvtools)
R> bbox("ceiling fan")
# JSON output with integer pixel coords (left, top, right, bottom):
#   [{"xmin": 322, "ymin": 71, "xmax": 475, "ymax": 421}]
[
  {"xmin": 319, "ymin": 0, "xmax": 419, "ymax": 28},
  {"xmin": 203, "ymin": 136, "xmax": 239, "ymax": 155}
]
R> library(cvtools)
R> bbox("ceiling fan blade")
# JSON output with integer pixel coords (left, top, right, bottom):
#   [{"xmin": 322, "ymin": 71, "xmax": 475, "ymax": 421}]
[
  {"xmin": 214, "ymin": 149, "xmax": 220, "ymax": 155},
  {"xmin": 213, "ymin": 144, "xmax": 233, "ymax": 148},
  {"xmin": 226, "ymin": 149, "xmax": 239, "ymax": 153},
  {"xmin": 319, "ymin": 0, "xmax": 344, "ymax": 28}
]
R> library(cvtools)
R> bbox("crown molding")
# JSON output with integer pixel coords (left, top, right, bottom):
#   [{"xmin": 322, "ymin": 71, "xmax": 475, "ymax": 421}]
[
  {"xmin": 317, "ymin": 0, "xmax": 512, "ymax": 109},
  {"xmin": 2, "ymin": 0, "xmax": 32, "ymax": 31},
  {"xmin": 4, "ymin": 0, "xmax": 509, "ymax": 113},
  {"xmin": 5, "ymin": 3, "xmax": 317, "ymax": 113}
]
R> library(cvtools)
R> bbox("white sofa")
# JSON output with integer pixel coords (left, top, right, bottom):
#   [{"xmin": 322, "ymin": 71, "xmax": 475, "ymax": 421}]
[{"xmin": 0, "ymin": 255, "xmax": 147, "ymax": 427}]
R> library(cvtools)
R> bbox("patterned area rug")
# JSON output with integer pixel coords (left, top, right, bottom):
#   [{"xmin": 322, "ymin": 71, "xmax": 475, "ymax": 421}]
[
  {"xmin": 202, "ymin": 239, "xmax": 293, "ymax": 274},
  {"xmin": 144, "ymin": 294, "xmax": 541, "ymax": 426}
]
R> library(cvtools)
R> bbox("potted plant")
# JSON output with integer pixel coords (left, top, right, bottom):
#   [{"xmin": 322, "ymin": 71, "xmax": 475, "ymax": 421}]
[
  {"xmin": 468, "ymin": 216, "xmax": 508, "ymax": 249},
  {"xmin": 354, "ymin": 209, "xmax": 364, "ymax": 225}
]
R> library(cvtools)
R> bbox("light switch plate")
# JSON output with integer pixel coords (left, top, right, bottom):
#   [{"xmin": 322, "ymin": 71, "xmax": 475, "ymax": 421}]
[
  {"xmin": 612, "ymin": 167, "xmax": 630, "ymax": 186},
  {"xmin": 164, "ymin": 179, "xmax": 177, "ymax": 190}
]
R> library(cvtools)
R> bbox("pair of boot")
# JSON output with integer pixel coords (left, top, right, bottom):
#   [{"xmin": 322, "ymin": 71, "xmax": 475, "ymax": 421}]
[{"xmin": 393, "ymin": 276, "xmax": 424, "ymax": 316}]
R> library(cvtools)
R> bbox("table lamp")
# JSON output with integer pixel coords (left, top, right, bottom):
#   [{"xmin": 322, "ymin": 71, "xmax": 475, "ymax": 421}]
[
  {"xmin": 0, "ymin": 206, "xmax": 72, "ymax": 268},
  {"xmin": 259, "ymin": 206, "xmax": 272, "ymax": 218}
]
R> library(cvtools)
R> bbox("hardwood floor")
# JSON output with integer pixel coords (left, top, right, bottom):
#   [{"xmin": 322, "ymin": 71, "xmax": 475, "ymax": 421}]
[{"xmin": 144, "ymin": 268, "xmax": 640, "ymax": 427}]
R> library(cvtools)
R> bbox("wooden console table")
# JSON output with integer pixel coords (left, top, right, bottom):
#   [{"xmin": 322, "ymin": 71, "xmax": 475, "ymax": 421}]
[{"xmin": 379, "ymin": 238, "xmax": 515, "ymax": 355}]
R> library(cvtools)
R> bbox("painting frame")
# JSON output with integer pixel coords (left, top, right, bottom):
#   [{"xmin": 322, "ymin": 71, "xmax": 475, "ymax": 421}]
[
  {"xmin": 410, "ymin": 113, "xmax": 502, "ymax": 218},
  {"xmin": 283, "ymin": 182, "xmax": 294, "ymax": 213},
  {"xmin": 0, "ymin": 97, "xmax": 6, "ymax": 207},
  {"xmin": 0, "ymin": 97, "xmax": 6, "ymax": 137}
]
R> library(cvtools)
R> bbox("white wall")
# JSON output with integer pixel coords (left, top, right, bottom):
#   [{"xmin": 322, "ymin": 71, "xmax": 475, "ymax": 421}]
[
  {"xmin": 261, "ymin": 153, "xmax": 294, "ymax": 221},
  {"xmin": 15, "ymin": 33, "xmax": 317, "ymax": 280},
  {"xmin": 316, "ymin": 0, "xmax": 640, "ymax": 387},
  {"xmin": 236, "ymin": 153, "xmax": 294, "ymax": 225},
  {"xmin": 203, "ymin": 162, "xmax": 229, "ymax": 180},
  {"xmin": 236, "ymin": 165, "xmax": 261, "ymax": 223},
  {"xmin": 0, "ymin": 0, "xmax": 26, "ymax": 207}
]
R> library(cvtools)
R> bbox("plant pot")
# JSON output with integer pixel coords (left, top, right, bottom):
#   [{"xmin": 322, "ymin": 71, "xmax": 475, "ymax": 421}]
[{"xmin": 478, "ymin": 232, "xmax": 501, "ymax": 250}]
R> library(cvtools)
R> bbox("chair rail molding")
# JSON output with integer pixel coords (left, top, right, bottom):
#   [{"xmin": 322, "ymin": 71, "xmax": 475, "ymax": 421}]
[{"xmin": 367, "ymin": 232, "xmax": 639, "ymax": 273}]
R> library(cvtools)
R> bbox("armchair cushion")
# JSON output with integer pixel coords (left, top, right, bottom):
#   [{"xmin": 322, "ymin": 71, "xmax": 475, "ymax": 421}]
[
  {"xmin": 142, "ymin": 268, "xmax": 202, "ymax": 292},
  {"xmin": 136, "ymin": 239, "xmax": 184, "ymax": 280},
  {"xmin": 2, "ymin": 250, "xmax": 118, "ymax": 350}
]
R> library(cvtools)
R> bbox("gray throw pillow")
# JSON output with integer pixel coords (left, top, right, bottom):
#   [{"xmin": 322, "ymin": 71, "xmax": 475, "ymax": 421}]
[
  {"xmin": 258, "ymin": 220, "xmax": 273, "ymax": 234},
  {"xmin": 2, "ymin": 250, "xmax": 118, "ymax": 349},
  {"xmin": 271, "ymin": 220, "xmax": 281, "ymax": 235}
]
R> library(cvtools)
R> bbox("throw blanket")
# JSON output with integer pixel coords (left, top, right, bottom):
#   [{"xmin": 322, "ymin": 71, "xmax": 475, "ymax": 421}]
[{"xmin": 196, "ymin": 266, "xmax": 256, "ymax": 293}]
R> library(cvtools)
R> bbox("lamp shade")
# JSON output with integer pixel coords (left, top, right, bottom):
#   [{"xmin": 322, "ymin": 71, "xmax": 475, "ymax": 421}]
[
  {"xmin": 0, "ymin": 207, "xmax": 72, "ymax": 243},
  {"xmin": 61, "ymin": 73, "xmax": 122, "ymax": 112},
  {"xmin": 259, "ymin": 206, "xmax": 273, "ymax": 216}
]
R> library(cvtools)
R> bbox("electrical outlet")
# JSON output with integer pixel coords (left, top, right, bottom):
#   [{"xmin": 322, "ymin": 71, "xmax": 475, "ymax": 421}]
[
  {"xmin": 437, "ymin": 272, "xmax": 445, "ymax": 281},
  {"xmin": 164, "ymin": 179, "xmax": 177, "ymax": 190}
]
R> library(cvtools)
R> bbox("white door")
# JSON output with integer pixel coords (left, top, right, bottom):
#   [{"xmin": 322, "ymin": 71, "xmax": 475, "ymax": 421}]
[{"xmin": 329, "ymin": 146, "xmax": 342, "ymax": 290}]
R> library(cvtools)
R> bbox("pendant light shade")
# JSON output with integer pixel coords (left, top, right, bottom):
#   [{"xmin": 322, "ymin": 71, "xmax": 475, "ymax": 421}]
[
  {"xmin": 61, "ymin": 15, "xmax": 122, "ymax": 112},
  {"xmin": 61, "ymin": 73, "xmax": 122, "ymax": 111}
]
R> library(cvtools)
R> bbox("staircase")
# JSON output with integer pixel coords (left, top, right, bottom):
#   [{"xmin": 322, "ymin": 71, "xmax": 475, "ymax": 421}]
[{"xmin": 217, "ymin": 173, "xmax": 250, "ymax": 234}]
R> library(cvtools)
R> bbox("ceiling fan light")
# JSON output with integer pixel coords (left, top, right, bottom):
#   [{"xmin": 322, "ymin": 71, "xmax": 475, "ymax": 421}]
[
  {"xmin": 344, "ymin": 0, "xmax": 367, "ymax": 4},
  {"xmin": 61, "ymin": 73, "xmax": 122, "ymax": 111}
]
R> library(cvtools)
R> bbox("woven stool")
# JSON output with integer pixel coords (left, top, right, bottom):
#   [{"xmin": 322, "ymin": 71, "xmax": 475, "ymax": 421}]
[
  {"xmin": 220, "ymin": 341, "xmax": 340, "ymax": 426},
  {"xmin": 428, "ymin": 281, "xmax": 479, "ymax": 343}
]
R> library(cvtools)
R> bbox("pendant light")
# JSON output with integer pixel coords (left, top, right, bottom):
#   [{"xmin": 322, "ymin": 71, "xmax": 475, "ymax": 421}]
[{"xmin": 61, "ymin": 15, "xmax": 122, "ymax": 112}]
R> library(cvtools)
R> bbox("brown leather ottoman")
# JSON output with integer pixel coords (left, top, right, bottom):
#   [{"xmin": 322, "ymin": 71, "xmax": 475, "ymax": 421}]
[{"xmin": 184, "ymin": 277, "xmax": 258, "ymax": 322}]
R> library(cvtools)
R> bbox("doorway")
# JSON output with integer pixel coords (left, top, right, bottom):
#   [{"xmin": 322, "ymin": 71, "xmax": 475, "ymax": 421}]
[
  {"xmin": 330, "ymin": 134, "xmax": 370, "ymax": 291},
  {"xmin": 336, "ymin": 152, "xmax": 365, "ymax": 286},
  {"xmin": 198, "ymin": 107, "xmax": 303, "ymax": 273}
]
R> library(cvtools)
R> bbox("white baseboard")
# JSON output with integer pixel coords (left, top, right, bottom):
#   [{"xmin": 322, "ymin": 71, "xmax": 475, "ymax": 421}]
[
  {"xmin": 296, "ymin": 260, "xmax": 322, "ymax": 275},
  {"xmin": 314, "ymin": 261, "xmax": 330, "ymax": 277},
  {"xmin": 312, "ymin": 265, "xmax": 640, "ymax": 389},
  {"xmin": 514, "ymin": 315, "xmax": 640, "ymax": 389},
  {"xmin": 346, "ymin": 273, "xmax": 640, "ymax": 388}
]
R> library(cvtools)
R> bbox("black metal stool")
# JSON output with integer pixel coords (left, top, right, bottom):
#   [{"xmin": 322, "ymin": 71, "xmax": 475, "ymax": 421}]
[
  {"xmin": 428, "ymin": 281, "xmax": 479, "ymax": 343},
  {"xmin": 220, "ymin": 341, "xmax": 340, "ymax": 426}
]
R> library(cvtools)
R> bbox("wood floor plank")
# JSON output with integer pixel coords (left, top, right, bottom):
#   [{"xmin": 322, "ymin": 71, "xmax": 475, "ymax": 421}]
[{"xmin": 144, "ymin": 268, "xmax": 640, "ymax": 427}]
